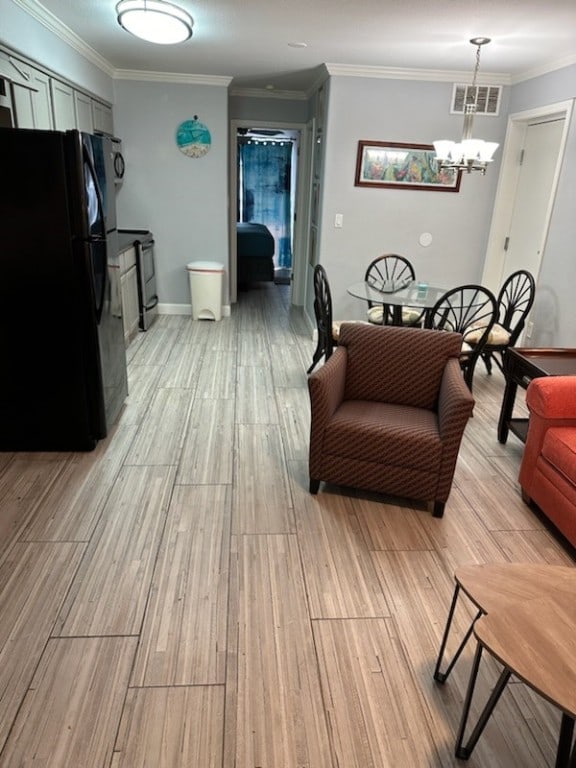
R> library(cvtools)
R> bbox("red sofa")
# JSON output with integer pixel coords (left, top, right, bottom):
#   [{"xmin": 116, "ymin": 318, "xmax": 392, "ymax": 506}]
[{"xmin": 519, "ymin": 376, "xmax": 576, "ymax": 548}]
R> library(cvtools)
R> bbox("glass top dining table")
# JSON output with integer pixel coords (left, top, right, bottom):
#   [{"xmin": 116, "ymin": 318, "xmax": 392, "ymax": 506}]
[{"xmin": 347, "ymin": 279, "xmax": 448, "ymax": 325}]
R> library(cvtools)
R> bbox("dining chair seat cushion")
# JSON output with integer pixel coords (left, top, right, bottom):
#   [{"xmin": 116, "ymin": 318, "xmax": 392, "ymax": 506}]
[
  {"xmin": 466, "ymin": 321, "xmax": 511, "ymax": 346},
  {"xmin": 332, "ymin": 320, "xmax": 369, "ymax": 341},
  {"xmin": 366, "ymin": 305, "xmax": 423, "ymax": 325},
  {"xmin": 367, "ymin": 306, "xmax": 384, "ymax": 323}
]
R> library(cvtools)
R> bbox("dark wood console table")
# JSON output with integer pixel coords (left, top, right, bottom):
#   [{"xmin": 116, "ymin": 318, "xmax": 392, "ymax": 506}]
[{"xmin": 497, "ymin": 347, "xmax": 576, "ymax": 444}]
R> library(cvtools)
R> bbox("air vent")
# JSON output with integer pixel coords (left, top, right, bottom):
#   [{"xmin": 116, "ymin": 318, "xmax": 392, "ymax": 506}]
[{"xmin": 451, "ymin": 84, "xmax": 501, "ymax": 116}]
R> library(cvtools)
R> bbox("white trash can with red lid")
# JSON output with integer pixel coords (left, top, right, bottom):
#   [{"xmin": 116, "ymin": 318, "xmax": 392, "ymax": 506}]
[{"xmin": 186, "ymin": 261, "xmax": 224, "ymax": 321}]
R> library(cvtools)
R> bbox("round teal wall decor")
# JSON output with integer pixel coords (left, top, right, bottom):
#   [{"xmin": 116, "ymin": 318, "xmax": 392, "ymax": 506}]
[{"xmin": 176, "ymin": 116, "xmax": 211, "ymax": 158}]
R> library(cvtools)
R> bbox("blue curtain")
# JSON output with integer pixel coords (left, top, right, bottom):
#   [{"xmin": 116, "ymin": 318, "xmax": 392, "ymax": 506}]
[{"xmin": 239, "ymin": 140, "xmax": 293, "ymax": 269}]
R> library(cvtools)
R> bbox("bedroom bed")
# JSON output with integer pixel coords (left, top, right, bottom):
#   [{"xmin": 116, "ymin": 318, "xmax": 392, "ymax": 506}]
[{"xmin": 236, "ymin": 222, "xmax": 275, "ymax": 286}]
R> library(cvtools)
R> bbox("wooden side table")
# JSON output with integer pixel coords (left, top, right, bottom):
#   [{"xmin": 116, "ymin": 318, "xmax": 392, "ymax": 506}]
[
  {"xmin": 434, "ymin": 563, "xmax": 576, "ymax": 683},
  {"xmin": 455, "ymin": 592, "xmax": 576, "ymax": 766}
]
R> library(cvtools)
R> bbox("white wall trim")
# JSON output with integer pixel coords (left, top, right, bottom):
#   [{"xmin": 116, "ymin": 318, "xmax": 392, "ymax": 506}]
[
  {"xmin": 11, "ymin": 0, "xmax": 115, "ymax": 77},
  {"xmin": 158, "ymin": 303, "xmax": 231, "ymax": 317},
  {"xmin": 324, "ymin": 62, "xmax": 511, "ymax": 86},
  {"xmin": 229, "ymin": 86, "xmax": 307, "ymax": 100},
  {"xmin": 11, "ymin": 0, "xmax": 576, "ymax": 91},
  {"xmin": 511, "ymin": 53, "xmax": 576, "ymax": 84},
  {"xmin": 114, "ymin": 69, "xmax": 232, "ymax": 86}
]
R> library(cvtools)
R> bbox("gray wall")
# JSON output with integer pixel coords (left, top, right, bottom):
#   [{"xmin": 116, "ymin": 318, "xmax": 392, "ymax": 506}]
[
  {"xmin": 114, "ymin": 79, "xmax": 229, "ymax": 308},
  {"xmin": 229, "ymin": 94, "xmax": 309, "ymax": 123},
  {"xmin": 510, "ymin": 66, "xmax": 576, "ymax": 347},
  {"xmin": 316, "ymin": 75, "xmax": 509, "ymax": 321}
]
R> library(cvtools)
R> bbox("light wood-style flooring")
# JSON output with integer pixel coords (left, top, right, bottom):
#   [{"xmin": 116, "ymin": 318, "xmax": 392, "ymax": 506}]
[{"xmin": 0, "ymin": 282, "xmax": 574, "ymax": 767}]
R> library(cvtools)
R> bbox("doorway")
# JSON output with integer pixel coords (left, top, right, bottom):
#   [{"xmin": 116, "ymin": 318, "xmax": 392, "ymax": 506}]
[
  {"xmin": 501, "ymin": 118, "xmax": 565, "ymax": 279},
  {"xmin": 237, "ymin": 129, "xmax": 297, "ymax": 284},
  {"xmin": 482, "ymin": 100, "xmax": 573, "ymax": 295},
  {"xmin": 229, "ymin": 119, "xmax": 310, "ymax": 306}
]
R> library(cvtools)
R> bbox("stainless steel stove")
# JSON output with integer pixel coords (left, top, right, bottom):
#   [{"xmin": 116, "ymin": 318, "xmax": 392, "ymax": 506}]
[{"xmin": 118, "ymin": 229, "xmax": 158, "ymax": 330}]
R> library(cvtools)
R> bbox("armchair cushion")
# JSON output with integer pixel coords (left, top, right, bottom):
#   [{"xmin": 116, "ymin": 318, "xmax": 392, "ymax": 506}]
[
  {"xmin": 519, "ymin": 376, "xmax": 576, "ymax": 548},
  {"xmin": 308, "ymin": 323, "xmax": 474, "ymax": 517}
]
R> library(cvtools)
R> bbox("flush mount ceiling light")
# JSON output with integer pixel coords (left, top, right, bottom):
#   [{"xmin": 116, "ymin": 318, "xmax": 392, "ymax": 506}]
[
  {"xmin": 434, "ymin": 38, "xmax": 499, "ymax": 175},
  {"xmin": 116, "ymin": 0, "xmax": 193, "ymax": 44}
]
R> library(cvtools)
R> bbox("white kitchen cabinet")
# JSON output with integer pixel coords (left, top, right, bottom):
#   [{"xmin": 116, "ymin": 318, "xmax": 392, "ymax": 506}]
[
  {"xmin": 92, "ymin": 100, "xmax": 114, "ymax": 136},
  {"xmin": 120, "ymin": 246, "xmax": 140, "ymax": 345},
  {"xmin": 50, "ymin": 79, "xmax": 76, "ymax": 130},
  {"xmin": 74, "ymin": 90, "xmax": 93, "ymax": 133},
  {"xmin": 10, "ymin": 61, "xmax": 53, "ymax": 129}
]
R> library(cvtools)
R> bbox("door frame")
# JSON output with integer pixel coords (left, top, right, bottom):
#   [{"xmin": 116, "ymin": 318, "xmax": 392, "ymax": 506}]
[
  {"xmin": 229, "ymin": 118, "xmax": 310, "ymax": 306},
  {"xmin": 482, "ymin": 99, "xmax": 573, "ymax": 293}
]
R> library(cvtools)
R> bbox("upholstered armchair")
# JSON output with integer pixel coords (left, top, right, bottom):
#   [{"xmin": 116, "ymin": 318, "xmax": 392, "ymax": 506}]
[{"xmin": 308, "ymin": 323, "xmax": 474, "ymax": 517}]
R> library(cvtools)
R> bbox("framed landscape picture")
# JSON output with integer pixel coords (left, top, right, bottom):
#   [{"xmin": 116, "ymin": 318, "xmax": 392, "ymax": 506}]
[{"xmin": 354, "ymin": 140, "xmax": 461, "ymax": 192}]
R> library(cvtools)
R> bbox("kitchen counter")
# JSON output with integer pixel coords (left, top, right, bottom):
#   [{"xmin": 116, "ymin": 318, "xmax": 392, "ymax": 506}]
[{"xmin": 118, "ymin": 228, "xmax": 151, "ymax": 253}]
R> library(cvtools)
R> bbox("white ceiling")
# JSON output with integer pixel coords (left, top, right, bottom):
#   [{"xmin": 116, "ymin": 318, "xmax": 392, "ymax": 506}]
[{"xmin": 24, "ymin": 0, "xmax": 576, "ymax": 92}]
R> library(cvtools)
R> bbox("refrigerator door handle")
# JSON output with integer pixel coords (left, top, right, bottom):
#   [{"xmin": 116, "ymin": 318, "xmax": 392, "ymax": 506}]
[{"xmin": 82, "ymin": 142, "xmax": 108, "ymax": 324}]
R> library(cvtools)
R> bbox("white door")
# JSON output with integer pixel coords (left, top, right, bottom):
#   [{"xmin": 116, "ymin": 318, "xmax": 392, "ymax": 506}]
[{"xmin": 502, "ymin": 118, "xmax": 565, "ymax": 280}]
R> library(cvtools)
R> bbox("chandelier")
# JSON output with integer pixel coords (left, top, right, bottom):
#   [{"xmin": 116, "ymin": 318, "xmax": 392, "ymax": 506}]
[
  {"xmin": 434, "ymin": 38, "xmax": 499, "ymax": 175},
  {"xmin": 116, "ymin": 0, "xmax": 193, "ymax": 45}
]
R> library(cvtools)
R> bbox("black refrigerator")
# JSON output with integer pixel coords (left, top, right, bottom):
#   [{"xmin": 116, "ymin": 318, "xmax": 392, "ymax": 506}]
[{"xmin": 0, "ymin": 128, "xmax": 128, "ymax": 451}]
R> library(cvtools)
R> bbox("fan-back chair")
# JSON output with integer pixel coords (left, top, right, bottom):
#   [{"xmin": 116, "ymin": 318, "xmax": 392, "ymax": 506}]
[
  {"xmin": 364, "ymin": 254, "xmax": 424, "ymax": 326},
  {"xmin": 482, "ymin": 270, "xmax": 536, "ymax": 374},
  {"xmin": 307, "ymin": 264, "xmax": 365, "ymax": 374},
  {"xmin": 308, "ymin": 323, "xmax": 474, "ymax": 517},
  {"xmin": 426, "ymin": 284, "xmax": 498, "ymax": 392}
]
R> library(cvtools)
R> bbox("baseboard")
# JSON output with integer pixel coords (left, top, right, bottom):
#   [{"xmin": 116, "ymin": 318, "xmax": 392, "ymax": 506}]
[{"xmin": 158, "ymin": 303, "xmax": 231, "ymax": 317}]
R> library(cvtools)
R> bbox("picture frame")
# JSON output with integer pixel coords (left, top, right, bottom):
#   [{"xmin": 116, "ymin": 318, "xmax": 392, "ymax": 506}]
[{"xmin": 354, "ymin": 140, "xmax": 461, "ymax": 192}]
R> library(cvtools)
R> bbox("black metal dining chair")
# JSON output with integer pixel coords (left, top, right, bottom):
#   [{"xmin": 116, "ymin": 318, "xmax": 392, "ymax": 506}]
[
  {"xmin": 481, "ymin": 270, "xmax": 536, "ymax": 374},
  {"xmin": 364, "ymin": 254, "xmax": 424, "ymax": 326},
  {"xmin": 307, "ymin": 264, "xmax": 365, "ymax": 374},
  {"xmin": 426, "ymin": 284, "xmax": 498, "ymax": 391}
]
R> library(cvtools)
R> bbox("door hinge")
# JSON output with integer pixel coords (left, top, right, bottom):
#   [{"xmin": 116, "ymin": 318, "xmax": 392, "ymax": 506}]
[{"xmin": 504, "ymin": 236, "xmax": 510, "ymax": 252}]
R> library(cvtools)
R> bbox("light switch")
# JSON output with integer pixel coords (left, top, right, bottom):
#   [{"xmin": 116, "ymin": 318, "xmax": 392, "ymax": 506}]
[{"xmin": 334, "ymin": 213, "xmax": 343, "ymax": 228}]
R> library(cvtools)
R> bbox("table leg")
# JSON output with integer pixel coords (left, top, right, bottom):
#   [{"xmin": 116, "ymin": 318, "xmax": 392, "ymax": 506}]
[
  {"xmin": 556, "ymin": 714, "xmax": 575, "ymax": 768},
  {"xmin": 498, "ymin": 378, "xmax": 518, "ymax": 444},
  {"xmin": 433, "ymin": 583, "xmax": 483, "ymax": 684},
  {"xmin": 455, "ymin": 641, "xmax": 512, "ymax": 760}
]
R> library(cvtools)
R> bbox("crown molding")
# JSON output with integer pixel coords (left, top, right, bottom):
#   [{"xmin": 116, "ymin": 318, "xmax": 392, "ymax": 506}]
[
  {"xmin": 229, "ymin": 86, "xmax": 307, "ymax": 100},
  {"xmin": 511, "ymin": 52, "xmax": 576, "ymax": 84},
  {"xmin": 13, "ymin": 0, "xmax": 575, "ymax": 93},
  {"xmin": 11, "ymin": 0, "xmax": 115, "ymax": 77},
  {"xmin": 114, "ymin": 69, "xmax": 232, "ymax": 86},
  {"xmin": 324, "ymin": 62, "xmax": 511, "ymax": 86}
]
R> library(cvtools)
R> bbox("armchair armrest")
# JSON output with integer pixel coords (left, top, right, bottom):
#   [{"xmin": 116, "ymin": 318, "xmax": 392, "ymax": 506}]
[
  {"xmin": 437, "ymin": 359, "xmax": 475, "ymax": 439},
  {"xmin": 308, "ymin": 347, "xmax": 347, "ymax": 424},
  {"xmin": 435, "ymin": 358, "xmax": 475, "ymax": 501},
  {"xmin": 308, "ymin": 347, "xmax": 347, "ymax": 480},
  {"xmin": 520, "ymin": 376, "xmax": 576, "ymax": 493}
]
